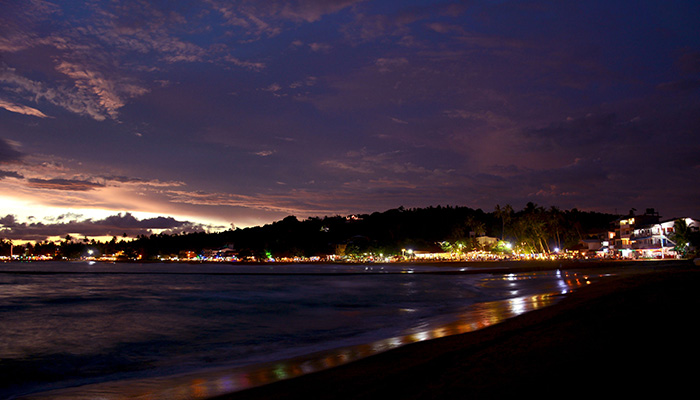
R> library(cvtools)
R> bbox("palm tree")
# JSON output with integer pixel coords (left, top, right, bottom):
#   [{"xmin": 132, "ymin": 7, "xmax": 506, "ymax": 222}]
[
  {"xmin": 546, "ymin": 206, "xmax": 565, "ymax": 250},
  {"xmin": 670, "ymin": 218, "xmax": 690, "ymax": 257},
  {"xmin": 0, "ymin": 238, "xmax": 13, "ymax": 257},
  {"xmin": 494, "ymin": 204, "xmax": 513, "ymax": 240},
  {"xmin": 515, "ymin": 202, "xmax": 550, "ymax": 254}
]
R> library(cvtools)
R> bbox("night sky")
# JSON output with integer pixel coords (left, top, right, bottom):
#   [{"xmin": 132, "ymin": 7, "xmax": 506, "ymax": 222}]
[{"xmin": 1, "ymin": 0, "xmax": 699, "ymax": 242}]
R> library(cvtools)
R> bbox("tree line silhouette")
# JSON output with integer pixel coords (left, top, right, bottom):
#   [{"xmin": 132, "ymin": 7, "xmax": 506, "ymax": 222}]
[{"xmin": 2, "ymin": 203, "xmax": 622, "ymax": 260}]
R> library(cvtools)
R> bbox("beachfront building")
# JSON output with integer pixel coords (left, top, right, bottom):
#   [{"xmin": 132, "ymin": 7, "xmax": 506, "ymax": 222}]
[
  {"xmin": 412, "ymin": 250, "xmax": 453, "ymax": 260},
  {"xmin": 629, "ymin": 217, "xmax": 699, "ymax": 258},
  {"xmin": 608, "ymin": 210, "xmax": 698, "ymax": 258},
  {"xmin": 202, "ymin": 245, "xmax": 238, "ymax": 261},
  {"xmin": 476, "ymin": 236, "xmax": 499, "ymax": 249},
  {"xmin": 613, "ymin": 208, "xmax": 661, "ymax": 251},
  {"xmin": 604, "ymin": 209, "xmax": 699, "ymax": 258}
]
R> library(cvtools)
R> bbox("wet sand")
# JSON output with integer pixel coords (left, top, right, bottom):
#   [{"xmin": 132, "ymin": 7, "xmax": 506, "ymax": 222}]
[{"xmin": 214, "ymin": 260, "xmax": 699, "ymax": 399}]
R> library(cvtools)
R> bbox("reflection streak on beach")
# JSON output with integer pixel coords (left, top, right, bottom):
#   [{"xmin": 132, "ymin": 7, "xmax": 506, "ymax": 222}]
[{"xmin": 23, "ymin": 282, "xmax": 593, "ymax": 400}]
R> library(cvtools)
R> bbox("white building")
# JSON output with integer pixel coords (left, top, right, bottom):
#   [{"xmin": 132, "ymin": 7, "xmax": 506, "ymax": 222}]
[{"xmin": 628, "ymin": 217, "xmax": 699, "ymax": 258}]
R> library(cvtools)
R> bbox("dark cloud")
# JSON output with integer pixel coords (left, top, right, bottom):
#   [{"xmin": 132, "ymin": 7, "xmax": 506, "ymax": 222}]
[
  {"xmin": 677, "ymin": 51, "xmax": 700, "ymax": 75},
  {"xmin": 0, "ymin": 212, "xmax": 211, "ymax": 242},
  {"xmin": 0, "ymin": 138, "xmax": 22, "ymax": 163},
  {"xmin": 100, "ymin": 175, "xmax": 185, "ymax": 187},
  {"xmin": 101, "ymin": 213, "xmax": 186, "ymax": 230},
  {"xmin": 0, "ymin": 169, "xmax": 22, "ymax": 179},
  {"xmin": 26, "ymin": 178, "xmax": 105, "ymax": 191},
  {"xmin": 656, "ymin": 79, "xmax": 700, "ymax": 93},
  {"xmin": 0, "ymin": 214, "xmax": 18, "ymax": 228},
  {"xmin": 523, "ymin": 113, "xmax": 623, "ymax": 150}
]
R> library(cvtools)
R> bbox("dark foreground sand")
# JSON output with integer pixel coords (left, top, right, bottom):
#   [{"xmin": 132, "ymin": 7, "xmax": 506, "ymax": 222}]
[{"xmin": 214, "ymin": 260, "xmax": 700, "ymax": 399}]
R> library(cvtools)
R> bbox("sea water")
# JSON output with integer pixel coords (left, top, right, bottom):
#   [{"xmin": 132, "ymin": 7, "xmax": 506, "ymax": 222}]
[{"xmin": 0, "ymin": 261, "xmax": 603, "ymax": 399}]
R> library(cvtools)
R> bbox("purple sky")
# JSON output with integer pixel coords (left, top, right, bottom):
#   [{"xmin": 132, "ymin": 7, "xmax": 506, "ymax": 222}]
[{"xmin": 1, "ymin": 0, "xmax": 699, "ymax": 242}]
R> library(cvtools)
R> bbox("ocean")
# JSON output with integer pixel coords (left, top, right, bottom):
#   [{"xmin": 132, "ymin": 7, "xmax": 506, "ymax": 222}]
[{"xmin": 0, "ymin": 261, "xmax": 608, "ymax": 399}]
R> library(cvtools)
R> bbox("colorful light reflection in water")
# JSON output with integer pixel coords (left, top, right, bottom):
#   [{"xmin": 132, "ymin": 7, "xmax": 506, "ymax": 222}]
[{"xmin": 20, "ymin": 271, "xmax": 594, "ymax": 400}]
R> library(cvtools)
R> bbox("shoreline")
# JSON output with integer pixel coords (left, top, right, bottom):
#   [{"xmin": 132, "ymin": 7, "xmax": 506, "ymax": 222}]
[
  {"xmin": 212, "ymin": 259, "xmax": 699, "ymax": 399},
  {"xmin": 2, "ymin": 257, "xmax": 690, "ymax": 266},
  {"xmin": 2, "ymin": 258, "xmax": 683, "ymax": 272}
]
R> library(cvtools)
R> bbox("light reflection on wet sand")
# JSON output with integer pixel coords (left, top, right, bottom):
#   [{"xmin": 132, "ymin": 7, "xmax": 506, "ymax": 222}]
[{"xmin": 20, "ymin": 271, "xmax": 595, "ymax": 400}]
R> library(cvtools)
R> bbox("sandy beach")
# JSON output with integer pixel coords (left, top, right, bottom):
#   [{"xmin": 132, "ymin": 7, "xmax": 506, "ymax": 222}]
[{"xmin": 213, "ymin": 260, "xmax": 699, "ymax": 399}]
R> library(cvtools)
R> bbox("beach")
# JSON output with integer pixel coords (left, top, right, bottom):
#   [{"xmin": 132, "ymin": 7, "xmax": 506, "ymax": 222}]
[{"xmin": 214, "ymin": 260, "xmax": 699, "ymax": 399}]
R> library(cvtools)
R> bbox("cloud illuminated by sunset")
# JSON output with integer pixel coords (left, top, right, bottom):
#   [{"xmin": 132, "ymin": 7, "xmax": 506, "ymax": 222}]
[{"xmin": 0, "ymin": 0, "xmax": 698, "ymax": 242}]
